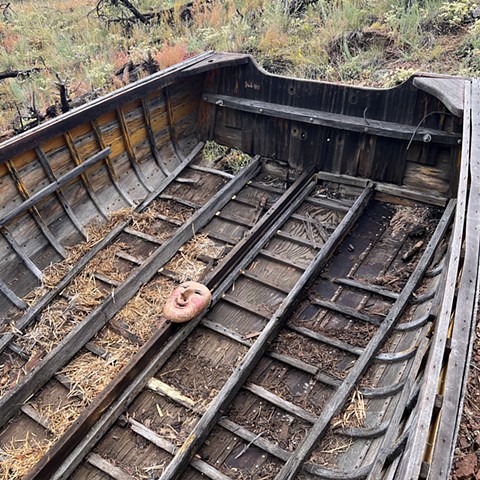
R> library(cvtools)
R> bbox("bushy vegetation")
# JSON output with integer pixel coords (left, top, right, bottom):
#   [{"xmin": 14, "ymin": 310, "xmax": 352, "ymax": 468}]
[{"xmin": 0, "ymin": 0, "xmax": 479, "ymax": 135}]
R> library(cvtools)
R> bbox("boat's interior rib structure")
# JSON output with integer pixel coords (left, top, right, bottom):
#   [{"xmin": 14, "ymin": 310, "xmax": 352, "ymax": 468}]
[{"xmin": 0, "ymin": 52, "xmax": 478, "ymax": 480}]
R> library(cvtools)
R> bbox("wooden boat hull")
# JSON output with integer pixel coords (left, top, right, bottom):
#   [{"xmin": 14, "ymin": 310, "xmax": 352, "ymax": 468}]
[{"xmin": 0, "ymin": 52, "xmax": 476, "ymax": 480}]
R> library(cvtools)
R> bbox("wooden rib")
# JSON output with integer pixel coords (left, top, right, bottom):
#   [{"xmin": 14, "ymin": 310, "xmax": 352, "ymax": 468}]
[
  {"xmin": 116, "ymin": 107, "xmax": 154, "ymax": 193},
  {"xmin": 137, "ymin": 142, "xmax": 204, "ymax": 211},
  {"xmin": 90, "ymin": 120, "xmax": 136, "ymax": 207},
  {"xmin": 0, "ymin": 278, "xmax": 27, "ymax": 309},
  {"xmin": 0, "ymin": 148, "xmax": 111, "ymax": 229},
  {"xmin": 1, "ymin": 226, "xmax": 42, "ymax": 279},
  {"xmin": 2, "ymin": 157, "xmax": 261, "ymax": 440},
  {"xmin": 204, "ymin": 93, "xmax": 461, "ymax": 146},
  {"xmin": 141, "ymin": 97, "xmax": 170, "ymax": 176},
  {"xmin": 276, "ymin": 198, "xmax": 455, "ymax": 480},
  {"xmin": 367, "ymin": 330, "xmax": 432, "ymax": 478},
  {"xmin": 160, "ymin": 184, "xmax": 373, "ymax": 480},
  {"xmin": 6, "ymin": 160, "xmax": 66, "ymax": 258},
  {"xmin": 64, "ymin": 132, "xmax": 109, "ymax": 219},
  {"xmin": 35, "ymin": 147, "xmax": 88, "ymax": 239},
  {"xmin": 164, "ymin": 85, "xmax": 184, "ymax": 161}
]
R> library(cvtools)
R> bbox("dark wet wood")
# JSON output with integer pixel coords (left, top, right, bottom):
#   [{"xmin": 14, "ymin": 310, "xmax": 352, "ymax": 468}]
[{"xmin": 204, "ymin": 93, "xmax": 461, "ymax": 145}]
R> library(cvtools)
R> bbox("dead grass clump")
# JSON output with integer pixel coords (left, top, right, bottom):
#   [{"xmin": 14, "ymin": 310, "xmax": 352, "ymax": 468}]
[
  {"xmin": 15, "ymin": 298, "xmax": 83, "ymax": 355},
  {"xmin": 0, "ymin": 435, "xmax": 53, "ymax": 480},
  {"xmin": 164, "ymin": 234, "xmax": 224, "ymax": 282},
  {"xmin": 0, "ymin": 355, "xmax": 25, "ymax": 397},
  {"xmin": 29, "ymin": 397, "xmax": 86, "ymax": 438},
  {"xmin": 389, "ymin": 205, "xmax": 429, "ymax": 238},
  {"xmin": 59, "ymin": 351, "xmax": 125, "ymax": 404},
  {"xmin": 22, "ymin": 208, "xmax": 135, "ymax": 307},
  {"xmin": 112, "ymin": 276, "xmax": 176, "ymax": 342},
  {"xmin": 308, "ymin": 430, "xmax": 353, "ymax": 468},
  {"xmin": 332, "ymin": 389, "xmax": 366, "ymax": 429}
]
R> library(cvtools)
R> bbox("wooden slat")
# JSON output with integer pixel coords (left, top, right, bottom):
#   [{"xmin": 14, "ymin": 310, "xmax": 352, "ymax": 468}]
[
  {"xmin": 204, "ymin": 93, "xmax": 461, "ymax": 146},
  {"xmin": 159, "ymin": 184, "xmax": 374, "ymax": 480},
  {"xmin": 276, "ymin": 198, "xmax": 455, "ymax": 480},
  {"xmin": 1, "ymin": 226, "xmax": 42, "ymax": 279},
  {"xmin": 91, "ymin": 120, "xmax": 136, "ymax": 207},
  {"xmin": 333, "ymin": 277, "xmax": 399, "ymax": 300},
  {"xmin": 310, "ymin": 297, "xmax": 382, "ymax": 326},
  {"xmin": 64, "ymin": 132, "xmax": 110, "ymax": 219},
  {"xmin": 116, "ymin": 107, "xmax": 154, "ymax": 193},
  {"xmin": 244, "ymin": 382, "xmax": 318, "ymax": 423},
  {"xmin": 35, "ymin": 147, "xmax": 88, "ymax": 239},
  {"xmin": 5, "ymin": 159, "xmax": 66, "ymax": 258},
  {"xmin": 129, "ymin": 419, "xmax": 232, "ymax": 480},
  {"xmin": 0, "ymin": 277, "xmax": 28, "ymax": 309}
]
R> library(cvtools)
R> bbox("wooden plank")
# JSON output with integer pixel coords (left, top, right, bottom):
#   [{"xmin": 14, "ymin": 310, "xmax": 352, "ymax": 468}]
[
  {"xmin": 413, "ymin": 75, "xmax": 465, "ymax": 117},
  {"xmin": 116, "ymin": 107, "xmax": 154, "ymax": 193},
  {"xmin": 90, "ymin": 120, "xmax": 136, "ymax": 207},
  {"xmin": 159, "ymin": 184, "xmax": 374, "ymax": 480},
  {"xmin": 63, "ymin": 132, "xmax": 109, "ymax": 219},
  {"xmin": 204, "ymin": 93, "xmax": 461, "ymax": 146},
  {"xmin": 0, "ymin": 277, "xmax": 28, "ymax": 309},
  {"xmin": 1, "ymin": 226, "xmax": 42, "ymax": 279},
  {"xmin": 276, "ymin": 198, "xmax": 455, "ymax": 480},
  {"xmin": 35, "ymin": 147, "xmax": 88, "ymax": 239},
  {"xmin": 394, "ymin": 82, "xmax": 472, "ymax": 479}
]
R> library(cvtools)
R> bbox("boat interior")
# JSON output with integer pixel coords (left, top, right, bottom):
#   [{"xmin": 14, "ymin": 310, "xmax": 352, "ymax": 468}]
[{"xmin": 0, "ymin": 52, "xmax": 477, "ymax": 480}]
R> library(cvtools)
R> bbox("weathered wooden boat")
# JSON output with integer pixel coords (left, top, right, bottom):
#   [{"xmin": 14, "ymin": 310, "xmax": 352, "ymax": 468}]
[{"xmin": 0, "ymin": 51, "xmax": 477, "ymax": 480}]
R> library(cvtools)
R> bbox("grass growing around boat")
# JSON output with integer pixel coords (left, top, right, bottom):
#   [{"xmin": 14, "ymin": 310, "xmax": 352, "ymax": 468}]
[{"xmin": 0, "ymin": 0, "xmax": 479, "ymax": 137}]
